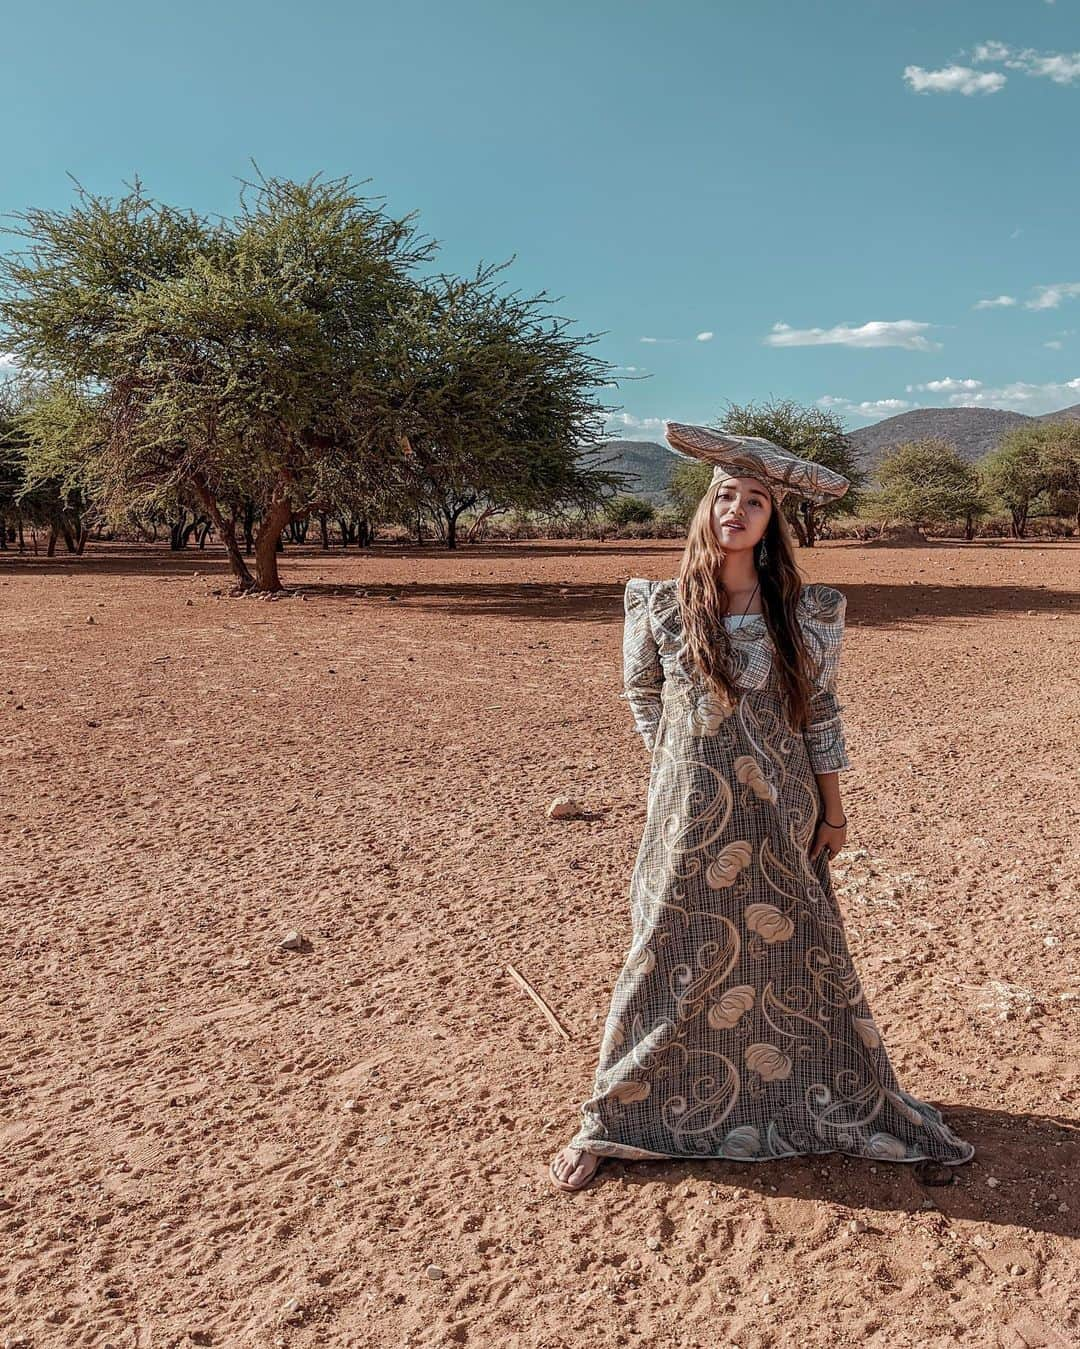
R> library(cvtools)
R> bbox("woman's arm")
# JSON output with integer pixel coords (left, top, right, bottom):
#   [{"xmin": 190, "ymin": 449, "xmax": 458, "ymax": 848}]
[
  {"xmin": 620, "ymin": 577, "xmax": 664, "ymax": 752},
  {"xmin": 802, "ymin": 586, "xmax": 852, "ymax": 859},
  {"xmin": 802, "ymin": 587, "xmax": 852, "ymax": 776},
  {"xmin": 803, "ymin": 685, "xmax": 853, "ymax": 775}
]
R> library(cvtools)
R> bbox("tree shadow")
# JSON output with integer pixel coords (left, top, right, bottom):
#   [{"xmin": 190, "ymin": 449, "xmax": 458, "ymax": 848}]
[
  {"xmin": 0, "ymin": 538, "xmax": 691, "ymax": 579},
  {"xmin": 0, "ymin": 543, "xmax": 238, "ymax": 579},
  {"xmin": 2, "ymin": 541, "xmax": 1077, "ymax": 630},
  {"xmin": 281, "ymin": 578, "xmax": 1080, "ymax": 626}
]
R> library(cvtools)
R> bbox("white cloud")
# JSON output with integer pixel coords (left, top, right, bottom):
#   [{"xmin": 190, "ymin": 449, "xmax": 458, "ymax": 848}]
[
  {"xmin": 903, "ymin": 63, "xmax": 1006, "ymax": 95},
  {"xmin": 639, "ymin": 335, "xmax": 679, "ymax": 344},
  {"xmin": 971, "ymin": 40, "xmax": 1080, "ymax": 85},
  {"xmin": 906, "ymin": 377, "xmax": 984, "ymax": 393},
  {"xmin": 943, "ymin": 377, "xmax": 1080, "ymax": 411},
  {"xmin": 766, "ymin": 319, "xmax": 941, "ymax": 351},
  {"xmin": 0, "ymin": 352, "xmax": 18, "ymax": 370},
  {"xmin": 1030, "ymin": 54, "xmax": 1080, "ymax": 83},
  {"xmin": 604, "ymin": 412, "xmax": 668, "ymax": 439},
  {"xmin": 975, "ymin": 282, "xmax": 1080, "ymax": 311},
  {"xmin": 820, "ymin": 372, "xmax": 1080, "ymax": 422},
  {"xmin": 972, "ymin": 41, "xmax": 1012, "ymax": 64},
  {"xmin": 1025, "ymin": 281, "xmax": 1080, "ymax": 310},
  {"xmin": 817, "ymin": 395, "xmax": 917, "ymax": 421},
  {"xmin": 695, "ymin": 331, "xmax": 714, "ymax": 342},
  {"xmin": 1045, "ymin": 340, "xmax": 1063, "ymax": 349},
  {"xmin": 819, "ymin": 375, "xmax": 1078, "ymax": 420}
]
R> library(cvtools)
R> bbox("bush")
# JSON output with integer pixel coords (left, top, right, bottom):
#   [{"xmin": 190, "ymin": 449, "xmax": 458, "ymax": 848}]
[{"xmin": 603, "ymin": 495, "xmax": 655, "ymax": 526}]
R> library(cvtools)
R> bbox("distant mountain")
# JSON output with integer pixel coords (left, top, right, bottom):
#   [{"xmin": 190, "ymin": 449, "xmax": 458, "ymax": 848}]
[
  {"xmin": 1035, "ymin": 402, "xmax": 1080, "ymax": 423},
  {"xmin": 848, "ymin": 402, "xmax": 1080, "ymax": 471},
  {"xmin": 587, "ymin": 438, "xmax": 679, "ymax": 503}
]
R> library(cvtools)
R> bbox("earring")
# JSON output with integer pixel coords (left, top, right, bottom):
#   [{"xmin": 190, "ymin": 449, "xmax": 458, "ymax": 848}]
[{"xmin": 758, "ymin": 539, "xmax": 769, "ymax": 568}]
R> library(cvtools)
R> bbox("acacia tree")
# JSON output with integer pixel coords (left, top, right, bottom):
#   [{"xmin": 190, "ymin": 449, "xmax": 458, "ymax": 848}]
[
  {"xmin": 979, "ymin": 424, "xmax": 1074, "ymax": 538},
  {"xmin": 368, "ymin": 263, "xmax": 627, "ymax": 547},
  {"xmin": 1043, "ymin": 429, "xmax": 1080, "ymax": 532},
  {"xmin": 0, "ymin": 172, "xmax": 437, "ymax": 589},
  {"xmin": 1, "ymin": 172, "xmax": 625, "ymax": 585},
  {"xmin": 1, "ymin": 377, "xmax": 103, "ymax": 553},
  {"xmin": 867, "ymin": 438, "xmax": 987, "ymax": 540},
  {"xmin": 981, "ymin": 418, "xmax": 1078, "ymax": 534}
]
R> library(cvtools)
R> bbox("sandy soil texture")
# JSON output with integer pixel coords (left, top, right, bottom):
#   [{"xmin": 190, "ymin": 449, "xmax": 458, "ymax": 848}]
[{"xmin": 0, "ymin": 538, "xmax": 1077, "ymax": 1349}]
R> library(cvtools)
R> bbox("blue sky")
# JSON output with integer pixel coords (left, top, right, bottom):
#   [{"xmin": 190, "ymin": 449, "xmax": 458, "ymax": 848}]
[{"xmin": 2, "ymin": 0, "xmax": 1079, "ymax": 438}]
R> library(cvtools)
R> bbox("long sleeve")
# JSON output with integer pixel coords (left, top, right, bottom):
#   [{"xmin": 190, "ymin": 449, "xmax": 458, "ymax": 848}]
[
  {"xmin": 620, "ymin": 577, "xmax": 664, "ymax": 752},
  {"xmin": 802, "ymin": 587, "xmax": 853, "ymax": 775}
]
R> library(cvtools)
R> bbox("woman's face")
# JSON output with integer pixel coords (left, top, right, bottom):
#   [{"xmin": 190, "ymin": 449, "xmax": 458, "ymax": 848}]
[{"xmin": 710, "ymin": 475, "xmax": 773, "ymax": 553}]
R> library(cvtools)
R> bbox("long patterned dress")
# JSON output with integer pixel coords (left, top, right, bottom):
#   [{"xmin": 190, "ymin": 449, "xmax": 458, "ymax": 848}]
[{"xmin": 566, "ymin": 577, "xmax": 975, "ymax": 1167}]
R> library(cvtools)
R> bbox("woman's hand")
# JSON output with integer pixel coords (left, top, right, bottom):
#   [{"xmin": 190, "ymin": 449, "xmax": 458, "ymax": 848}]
[{"xmin": 809, "ymin": 815, "xmax": 847, "ymax": 863}]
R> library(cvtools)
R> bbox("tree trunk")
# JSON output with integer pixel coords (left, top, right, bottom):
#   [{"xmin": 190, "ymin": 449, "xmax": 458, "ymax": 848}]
[
  {"xmin": 464, "ymin": 504, "xmax": 498, "ymax": 543},
  {"xmin": 254, "ymin": 497, "xmax": 294, "ymax": 592},
  {"xmin": 190, "ymin": 473, "xmax": 255, "ymax": 591},
  {"xmin": 47, "ymin": 525, "xmax": 58, "ymax": 557},
  {"xmin": 443, "ymin": 495, "xmax": 475, "ymax": 550},
  {"xmin": 787, "ymin": 505, "xmax": 808, "ymax": 548},
  {"xmin": 319, "ymin": 513, "xmax": 329, "ymax": 549}
]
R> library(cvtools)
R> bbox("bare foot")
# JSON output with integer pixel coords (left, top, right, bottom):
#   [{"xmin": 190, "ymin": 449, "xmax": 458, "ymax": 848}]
[{"xmin": 549, "ymin": 1145, "xmax": 602, "ymax": 1192}]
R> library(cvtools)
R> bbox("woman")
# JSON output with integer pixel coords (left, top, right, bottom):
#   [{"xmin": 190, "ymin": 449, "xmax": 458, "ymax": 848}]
[{"xmin": 549, "ymin": 421, "xmax": 976, "ymax": 1193}]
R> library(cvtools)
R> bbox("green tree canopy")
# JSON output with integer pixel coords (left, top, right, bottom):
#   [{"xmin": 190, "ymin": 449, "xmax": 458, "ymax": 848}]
[
  {"xmin": 0, "ymin": 170, "xmax": 624, "ymax": 586},
  {"xmin": 865, "ymin": 437, "xmax": 987, "ymax": 539},
  {"xmin": 980, "ymin": 421, "xmax": 1080, "ymax": 537}
]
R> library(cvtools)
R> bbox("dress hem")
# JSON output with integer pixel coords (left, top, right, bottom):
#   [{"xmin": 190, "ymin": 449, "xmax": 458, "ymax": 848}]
[{"xmin": 565, "ymin": 1139, "xmax": 976, "ymax": 1167}]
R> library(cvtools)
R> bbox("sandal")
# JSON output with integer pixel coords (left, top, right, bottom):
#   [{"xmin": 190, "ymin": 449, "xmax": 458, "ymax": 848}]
[{"xmin": 549, "ymin": 1145, "xmax": 603, "ymax": 1192}]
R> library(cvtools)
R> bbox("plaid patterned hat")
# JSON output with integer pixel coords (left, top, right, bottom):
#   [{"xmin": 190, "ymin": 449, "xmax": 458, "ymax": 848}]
[{"xmin": 664, "ymin": 421, "xmax": 851, "ymax": 507}]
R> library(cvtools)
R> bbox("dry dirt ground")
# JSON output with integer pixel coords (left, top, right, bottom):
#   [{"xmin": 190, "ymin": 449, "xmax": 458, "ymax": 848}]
[{"xmin": 1, "ymin": 537, "xmax": 1078, "ymax": 1349}]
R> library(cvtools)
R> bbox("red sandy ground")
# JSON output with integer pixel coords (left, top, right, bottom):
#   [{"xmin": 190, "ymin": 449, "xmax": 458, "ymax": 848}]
[{"xmin": 0, "ymin": 537, "xmax": 1077, "ymax": 1349}]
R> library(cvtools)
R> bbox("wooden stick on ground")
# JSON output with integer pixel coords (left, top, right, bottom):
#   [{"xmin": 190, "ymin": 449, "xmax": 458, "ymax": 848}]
[{"xmin": 505, "ymin": 962, "xmax": 573, "ymax": 1042}]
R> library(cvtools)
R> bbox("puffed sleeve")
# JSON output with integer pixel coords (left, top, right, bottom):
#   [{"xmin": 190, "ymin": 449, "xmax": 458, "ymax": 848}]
[
  {"xmin": 801, "ymin": 584, "xmax": 853, "ymax": 774},
  {"xmin": 619, "ymin": 577, "xmax": 664, "ymax": 752}
]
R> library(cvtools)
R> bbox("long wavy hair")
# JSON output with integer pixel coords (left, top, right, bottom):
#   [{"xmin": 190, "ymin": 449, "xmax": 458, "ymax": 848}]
[{"xmin": 676, "ymin": 477, "xmax": 818, "ymax": 731}]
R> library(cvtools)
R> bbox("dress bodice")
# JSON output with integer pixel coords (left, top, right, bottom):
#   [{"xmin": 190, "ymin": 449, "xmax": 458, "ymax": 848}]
[
  {"xmin": 632, "ymin": 576, "xmax": 847, "ymax": 693},
  {"xmin": 620, "ymin": 575, "xmax": 852, "ymax": 772}
]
